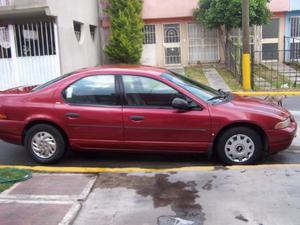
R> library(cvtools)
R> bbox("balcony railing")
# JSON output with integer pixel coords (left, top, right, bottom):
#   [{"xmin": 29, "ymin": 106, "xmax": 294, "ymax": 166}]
[{"xmin": 0, "ymin": 0, "xmax": 11, "ymax": 7}]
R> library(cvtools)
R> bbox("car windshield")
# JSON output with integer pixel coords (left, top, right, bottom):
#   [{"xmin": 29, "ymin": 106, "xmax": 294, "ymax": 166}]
[
  {"xmin": 31, "ymin": 72, "xmax": 74, "ymax": 92},
  {"xmin": 161, "ymin": 71, "xmax": 230, "ymax": 103}
]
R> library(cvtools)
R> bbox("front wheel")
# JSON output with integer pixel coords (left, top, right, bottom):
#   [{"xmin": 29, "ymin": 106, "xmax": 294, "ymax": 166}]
[
  {"xmin": 216, "ymin": 127, "xmax": 263, "ymax": 165},
  {"xmin": 25, "ymin": 124, "xmax": 67, "ymax": 164}
]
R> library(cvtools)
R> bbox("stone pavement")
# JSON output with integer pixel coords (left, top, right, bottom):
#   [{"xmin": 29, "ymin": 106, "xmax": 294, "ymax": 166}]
[
  {"xmin": 203, "ymin": 68, "xmax": 231, "ymax": 92},
  {"xmin": 0, "ymin": 173, "xmax": 96, "ymax": 225}
]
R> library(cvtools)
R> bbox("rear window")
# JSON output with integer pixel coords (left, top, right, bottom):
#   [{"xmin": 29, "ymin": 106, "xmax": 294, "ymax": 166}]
[{"xmin": 31, "ymin": 72, "xmax": 74, "ymax": 92}]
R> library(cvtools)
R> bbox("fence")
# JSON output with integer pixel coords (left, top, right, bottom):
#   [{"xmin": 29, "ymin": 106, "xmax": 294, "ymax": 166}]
[
  {"xmin": 251, "ymin": 37, "xmax": 300, "ymax": 91},
  {"xmin": 225, "ymin": 38, "xmax": 300, "ymax": 91},
  {"xmin": 0, "ymin": 22, "xmax": 60, "ymax": 91}
]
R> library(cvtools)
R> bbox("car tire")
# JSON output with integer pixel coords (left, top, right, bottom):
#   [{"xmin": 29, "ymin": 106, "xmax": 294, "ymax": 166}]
[
  {"xmin": 216, "ymin": 127, "xmax": 263, "ymax": 165},
  {"xmin": 25, "ymin": 124, "xmax": 67, "ymax": 164}
]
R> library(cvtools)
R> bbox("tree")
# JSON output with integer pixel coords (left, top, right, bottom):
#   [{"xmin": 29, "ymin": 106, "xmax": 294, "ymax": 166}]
[
  {"xmin": 193, "ymin": 0, "xmax": 271, "ymax": 41},
  {"xmin": 105, "ymin": 0, "xmax": 144, "ymax": 64}
]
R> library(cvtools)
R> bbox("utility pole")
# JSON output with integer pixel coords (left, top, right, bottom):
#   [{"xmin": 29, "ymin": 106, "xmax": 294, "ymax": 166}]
[{"xmin": 242, "ymin": 0, "xmax": 251, "ymax": 91}]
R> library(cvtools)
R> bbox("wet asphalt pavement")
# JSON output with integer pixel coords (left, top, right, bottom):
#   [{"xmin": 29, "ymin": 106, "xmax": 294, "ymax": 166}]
[{"xmin": 0, "ymin": 96, "xmax": 299, "ymax": 168}]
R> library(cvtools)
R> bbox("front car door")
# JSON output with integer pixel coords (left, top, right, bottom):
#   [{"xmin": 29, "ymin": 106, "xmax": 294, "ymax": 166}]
[
  {"xmin": 121, "ymin": 75, "xmax": 211, "ymax": 152},
  {"xmin": 54, "ymin": 74, "xmax": 123, "ymax": 150}
]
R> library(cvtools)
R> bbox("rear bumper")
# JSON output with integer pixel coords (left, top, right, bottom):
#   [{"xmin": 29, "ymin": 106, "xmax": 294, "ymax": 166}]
[
  {"xmin": 267, "ymin": 122, "xmax": 297, "ymax": 154},
  {"xmin": 0, "ymin": 120, "xmax": 24, "ymax": 145}
]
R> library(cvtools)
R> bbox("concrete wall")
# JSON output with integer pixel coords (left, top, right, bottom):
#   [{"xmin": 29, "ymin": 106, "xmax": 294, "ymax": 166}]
[
  {"xmin": 268, "ymin": 0, "xmax": 290, "ymax": 13},
  {"xmin": 46, "ymin": 0, "xmax": 101, "ymax": 74},
  {"xmin": 143, "ymin": 0, "xmax": 198, "ymax": 20},
  {"xmin": 290, "ymin": 0, "xmax": 300, "ymax": 11}
]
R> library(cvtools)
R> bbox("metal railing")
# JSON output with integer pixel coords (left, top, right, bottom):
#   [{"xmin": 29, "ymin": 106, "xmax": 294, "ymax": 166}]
[
  {"xmin": 225, "ymin": 40, "xmax": 243, "ymax": 85},
  {"xmin": 251, "ymin": 49, "xmax": 300, "ymax": 91}
]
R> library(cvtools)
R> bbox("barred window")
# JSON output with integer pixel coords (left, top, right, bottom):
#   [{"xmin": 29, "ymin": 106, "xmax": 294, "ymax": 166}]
[
  {"xmin": 90, "ymin": 25, "xmax": 97, "ymax": 41},
  {"xmin": 291, "ymin": 17, "xmax": 300, "ymax": 37},
  {"xmin": 15, "ymin": 22, "xmax": 56, "ymax": 57},
  {"xmin": 143, "ymin": 25, "xmax": 156, "ymax": 44},
  {"xmin": 73, "ymin": 21, "xmax": 83, "ymax": 42},
  {"xmin": 164, "ymin": 24, "xmax": 180, "ymax": 43},
  {"xmin": 0, "ymin": 26, "xmax": 11, "ymax": 59}
]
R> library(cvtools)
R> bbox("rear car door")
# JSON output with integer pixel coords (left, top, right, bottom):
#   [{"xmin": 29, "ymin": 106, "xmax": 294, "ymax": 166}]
[
  {"xmin": 121, "ymin": 75, "xmax": 211, "ymax": 152},
  {"xmin": 55, "ymin": 74, "xmax": 123, "ymax": 150}
]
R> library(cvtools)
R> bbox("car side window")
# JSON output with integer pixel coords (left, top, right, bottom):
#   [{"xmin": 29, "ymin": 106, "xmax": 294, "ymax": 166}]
[
  {"xmin": 122, "ymin": 75, "xmax": 180, "ymax": 107},
  {"xmin": 62, "ymin": 75, "xmax": 118, "ymax": 106}
]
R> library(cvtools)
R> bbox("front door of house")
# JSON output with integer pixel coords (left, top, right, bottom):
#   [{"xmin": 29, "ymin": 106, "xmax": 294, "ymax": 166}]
[{"xmin": 163, "ymin": 24, "xmax": 182, "ymax": 66}]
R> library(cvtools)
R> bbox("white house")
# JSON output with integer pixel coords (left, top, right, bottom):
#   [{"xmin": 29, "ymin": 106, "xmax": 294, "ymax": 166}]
[{"xmin": 0, "ymin": 0, "xmax": 101, "ymax": 90}]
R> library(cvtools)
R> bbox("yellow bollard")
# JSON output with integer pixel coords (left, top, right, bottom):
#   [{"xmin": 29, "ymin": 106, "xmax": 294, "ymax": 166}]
[{"xmin": 242, "ymin": 53, "xmax": 251, "ymax": 91}]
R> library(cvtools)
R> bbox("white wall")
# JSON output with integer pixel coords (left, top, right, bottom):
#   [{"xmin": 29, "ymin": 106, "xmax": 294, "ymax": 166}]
[
  {"xmin": 46, "ymin": 0, "xmax": 101, "ymax": 74},
  {"xmin": 141, "ymin": 44, "xmax": 156, "ymax": 66}
]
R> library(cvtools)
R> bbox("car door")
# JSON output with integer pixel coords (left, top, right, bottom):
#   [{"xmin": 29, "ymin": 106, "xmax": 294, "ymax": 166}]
[
  {"xmin": 121, "ymin": 75, "xmax": 212, "ymax": 152},
  {"xmin": 55, "ymin": 74, "xmax": 123, "ymax": 150}
]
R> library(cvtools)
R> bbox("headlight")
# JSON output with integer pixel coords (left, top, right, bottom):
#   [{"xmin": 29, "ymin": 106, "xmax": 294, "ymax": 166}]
[{"xmin": 275, "ymin": 118, "xmax": 291, "ymax": 129}]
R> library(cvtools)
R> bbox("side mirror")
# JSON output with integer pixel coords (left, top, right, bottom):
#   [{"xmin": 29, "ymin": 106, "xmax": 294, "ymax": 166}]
[{"xmin": 172, "ymin": 98, "xmax": 190, "ymax": 110}]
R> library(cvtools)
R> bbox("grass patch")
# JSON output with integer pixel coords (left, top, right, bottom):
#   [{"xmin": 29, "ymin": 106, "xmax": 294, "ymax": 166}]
[
  {"xmin": 184, "ymin": 66, "xmax": 209, "ymax": 85},
  {"xmin": 0, "ymin": 168, "xmax": 32, "ymax": 193},
  {"xmin": 215, "ymin": 67, "xmax": 243, "ymax": 91}
]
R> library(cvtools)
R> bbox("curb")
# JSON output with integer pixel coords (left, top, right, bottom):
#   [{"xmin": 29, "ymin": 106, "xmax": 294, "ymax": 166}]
[
  {"xmin": 233, "ymin": 91, "xmax": 300, "ymax": 96},
  {"xmin": 1, "ymin": 164, "xmax": 300, "ymax": 173}
]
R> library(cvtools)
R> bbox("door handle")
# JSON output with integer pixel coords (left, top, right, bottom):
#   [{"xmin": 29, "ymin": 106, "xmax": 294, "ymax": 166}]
[
  {"xmin": 65, "ymin": 113, "xmax": 80, "ymax": 118},
  {"xmin": 129, "ymin": 116, "xmax": 144, "ymax": 121}
]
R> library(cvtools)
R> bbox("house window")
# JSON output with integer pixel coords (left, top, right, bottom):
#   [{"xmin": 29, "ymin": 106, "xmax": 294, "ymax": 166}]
[
  {"xmin": 14, "ymin": 22, "xmax": 56, "ymax": 57},
  {"xmin": 262, "ymin": 43, "xmax": 278, "ymax": 60},
  {"xmin": 0, "ymin": 26, "xmax": 11, "ymax": 59},
  {"xmin": 90, "ymin": 25, "xmax": 97, "ymax": 41},
  {"xmin": 143, "ymin": 25, "xmax": 156, "ymax": 44},
  {"xmin": 262, "ymin": 18, "xmax": 279, "ymax": 39},
  {"xmin": 164, "ymin": 24, "xmax": 180, "ymax": 43},
  {"xmin": 73, "ymin": 21, "xmax": 83, "ymax": 42},
  {"xmin": 291, "ymin": 17, "xmax": 300, "ymax": 37}
]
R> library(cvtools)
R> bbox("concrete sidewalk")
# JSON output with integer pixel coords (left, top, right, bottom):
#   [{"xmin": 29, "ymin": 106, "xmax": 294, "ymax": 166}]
[
  {"xmin": 203, "ymin": 68, "xmax": 231, "ymax": 92},
  {"xmin": 1, "ymin": 164, "xmax": 300, "ymax": 225}
]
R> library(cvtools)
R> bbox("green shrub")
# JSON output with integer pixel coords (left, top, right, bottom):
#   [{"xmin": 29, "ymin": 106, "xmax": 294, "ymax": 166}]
[{"xmin": 105, "ymin": 0, "xmax": 144, "ymax": 64}]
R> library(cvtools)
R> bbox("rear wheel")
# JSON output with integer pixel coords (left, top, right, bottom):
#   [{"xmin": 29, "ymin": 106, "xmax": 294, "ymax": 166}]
[
  {"xmin": 216, "ymin": 127, "xmax": 263, "ymax": 165},
  {"xmin": 25, "ymin": 124, "xmax": 67, "ymax": 164}
]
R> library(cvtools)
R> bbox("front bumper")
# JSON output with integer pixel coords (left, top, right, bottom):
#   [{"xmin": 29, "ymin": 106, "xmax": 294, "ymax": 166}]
[{"xmin": 267, "ymin": 122, "xmax": 297, "ymax": 153}]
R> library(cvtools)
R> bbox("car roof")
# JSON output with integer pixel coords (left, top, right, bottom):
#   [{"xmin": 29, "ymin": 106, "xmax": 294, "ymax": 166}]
[{"xmin": 75, "ymin": 64, "xmax": 168, "ymax": 76}]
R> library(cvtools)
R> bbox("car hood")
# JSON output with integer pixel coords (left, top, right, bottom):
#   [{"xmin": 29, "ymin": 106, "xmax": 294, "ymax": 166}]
[
  {"xmin": 0, "ymin": 85, "xmax": 37, "ymax": 94},
  {"xmin": 228, "ymin": 94, "xmax": 290, "ymax": 118}
]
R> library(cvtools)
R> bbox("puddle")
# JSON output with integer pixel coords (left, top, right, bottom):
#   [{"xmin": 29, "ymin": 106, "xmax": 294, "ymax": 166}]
[{"xmin": 94, "ymin": 173, "xmax": 206, "ymax": 224}]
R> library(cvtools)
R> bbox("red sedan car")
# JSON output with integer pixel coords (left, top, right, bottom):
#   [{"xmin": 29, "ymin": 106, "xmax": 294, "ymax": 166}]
[{"xmin": 0, "ymin": 65, "xmax": 297, "ymax": 165}]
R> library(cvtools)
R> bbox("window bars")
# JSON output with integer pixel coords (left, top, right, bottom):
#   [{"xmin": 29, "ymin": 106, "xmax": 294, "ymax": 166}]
[
  {"xmin": 73, "ymin": 21, "xmax": 83, "ymax": 42},
  {"xmin": 14, "ymin": 22, "xmax": 56, "ymax": 57},
  {"xmin": 143, "ymin": 25, "xmax": 156, "ymax": 45},
  {"xmin": 0, "ymin": 26, "xmax": 11, "ymax": 59},
  {"xmin": 164, "ymin": 24, "xmax": 180, "ymax": 43}
]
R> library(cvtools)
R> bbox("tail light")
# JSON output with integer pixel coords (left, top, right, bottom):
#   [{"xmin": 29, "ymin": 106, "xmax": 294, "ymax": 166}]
[
  {"xmin": 0, "ymin": 108, "xmax": 7, "ymax": 120},
  {"xmin": 0, "ymin": 113, "xmax": 7, "ymax": 120}
]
